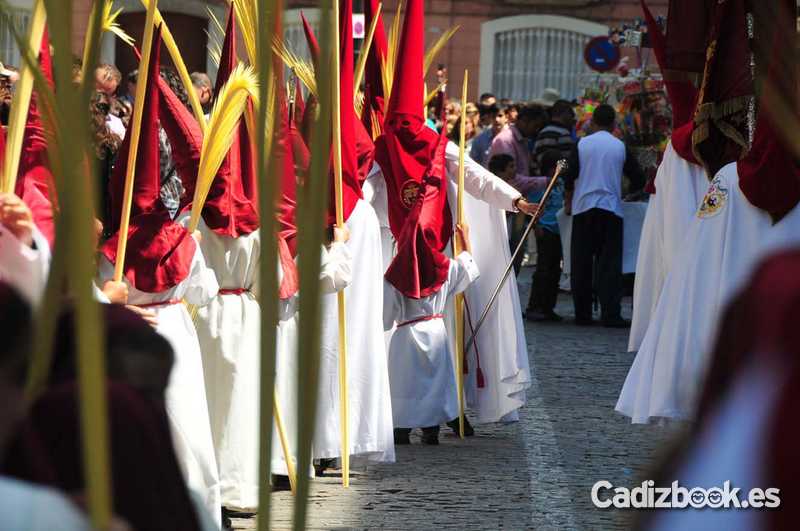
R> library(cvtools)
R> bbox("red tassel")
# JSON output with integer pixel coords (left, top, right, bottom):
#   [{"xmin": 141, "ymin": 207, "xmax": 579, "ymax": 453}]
[{"xmin": 476, "ymin": 366, "xmax": 486, "ymax": 389}]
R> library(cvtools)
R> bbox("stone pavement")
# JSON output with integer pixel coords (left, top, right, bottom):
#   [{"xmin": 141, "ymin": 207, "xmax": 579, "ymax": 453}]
[{"xmin": 236, "ymin": 269, "xmax": 682, "ymax": 530}]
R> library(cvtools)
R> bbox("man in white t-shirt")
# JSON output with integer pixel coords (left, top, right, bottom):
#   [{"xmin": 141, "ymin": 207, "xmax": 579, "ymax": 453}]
[{"xmin": 564, "ymin": 104, "xmax": 645, "ymax": 327}]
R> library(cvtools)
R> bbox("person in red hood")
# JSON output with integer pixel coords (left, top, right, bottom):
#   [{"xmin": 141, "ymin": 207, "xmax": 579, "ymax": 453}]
[
  {"xmin": 96, "ymin": 28, "xmax": 223, "ymax": 527},
  {"xmin": 617, "ymin": 0, "xmax": 800, "ymax": 425},
  {"xmin": 628, "ymin": 0, "xmax": 711, "ymax": 353}
]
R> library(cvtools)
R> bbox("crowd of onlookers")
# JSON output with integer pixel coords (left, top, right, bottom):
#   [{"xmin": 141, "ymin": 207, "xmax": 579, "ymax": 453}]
[{"xmin": 429, "ymin": 85, "xmax": 645, "ymax": 327}]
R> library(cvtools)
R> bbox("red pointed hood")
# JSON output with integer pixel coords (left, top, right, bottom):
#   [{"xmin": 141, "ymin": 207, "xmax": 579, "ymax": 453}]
[
  {"xmin": 384, "ymin": 125, "xmax": 452, "ymax": 299},
  {"xmin": 15, "ymin": 27, "xmax": 55, "ymax": 247},
  {"xmin": 736, "ymin": 0, "xmax": 800, "ymax": 223},
  {"xmin": 378, "ymin": 0, "xmax": 453, "ymax": 298},
  {"xmin": 102, "ymin": 27, "xmax": 196, "ymax": 293},
  {"xmin": 214, "ymin": 4, "xmax": 237, "ymax": 98},
  {"xmin": 385, "ymin": 0, "xmax": 424, "ymax": 120},
  {"xmin": 193, "ymin": 5, "xmax": 259, "ymax": 238},
  {"xmin": 375, "ymin": 0, "xmax": 451, "ymax": 250},
  {"xmin": 640, "ymin": 0, "xmax": 698, "ymax": 132},
  {"xmin": 361, "ymin": 0, "xmax": 388, "ymax": 138},
  {"xmin": 328, "ymin": 0, "xmax": 363, "ymax": 225},
  {"xmin": 271, "ymin": 13, "xmax": 299, "ymax": 300},
  {"xmin": 301, "ymin": 12, "xmax": 320, "ymax": 69},
  {"xmin": 691, "ymin": 0, "xmax": 754, "ymax": 179}
]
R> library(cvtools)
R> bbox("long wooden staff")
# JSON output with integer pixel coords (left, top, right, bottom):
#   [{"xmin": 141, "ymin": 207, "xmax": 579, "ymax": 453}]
[
  {"xmin": 139, "ymin": 0, "xmax": 207, "ymax": 132},
  {"xmin": 1, "ymin": 0, "xmax": 46, "ymax": 194},
  {"xmin": 453, "ymin": 70, "xmax": 468, "ymax": 439},
  {"xmin": 113, "ymin": 0, "xmax": 158, "ymax": 282},
  {"xmin": 464, "ymin": 159, "xmax": 568, "ymax": 354},
  {"xmin": 331, "ymin": 0, "xmax": 350, "ymax": 488},
  {"xmin": 273, "ymin": 390, "xmax": 297, "ymax": 494}
]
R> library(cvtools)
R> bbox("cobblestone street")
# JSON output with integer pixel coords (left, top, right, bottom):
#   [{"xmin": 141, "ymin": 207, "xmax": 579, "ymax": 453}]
[{"xmin": 237, "ymin": 269, "xmax": 682, "ymax": 530}]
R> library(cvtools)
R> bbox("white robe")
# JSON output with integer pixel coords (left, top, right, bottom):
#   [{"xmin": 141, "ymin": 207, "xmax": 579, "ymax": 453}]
[
  {"xmin": 314, "ymin": 198, "xmax": 395, "ymax": 463},
  {"xmin": 616, "ymin": 163, "xmax": 782, "ymax": 423},
  {"xmin": 273, "ymin": 241, "xmax": 353, "ymax": 477},
  {"xmin": 384, "ymin": 252, "xmax": 479, "ymax": 428},
  {"xmin": 0, "ymin": 476, "xmax": 90, "ymax": 530},
  {"xmin": 367, "ymin": 143, "xmax": 530, "ymax": 423},
  {"xmin": 98, "ymin": 248, "xmax": 221, "ymax": 525},
  {"xmin": 444, "ymin": 142, "xmax": 531, "ymax": 423},
  {"xmin": 629, "ymin": 144, "xmax": 708, "ymax": 352},
  {"xmin": 0, "ymin": 224, "xmax": 49, "ymax": 306},
  {"xmin": 191, "ymin": 221, "xmax": 262, "ymax": 511},
  {"xmin": 646, "ymin": 359, "xmax": 782, "ymax": 531}
]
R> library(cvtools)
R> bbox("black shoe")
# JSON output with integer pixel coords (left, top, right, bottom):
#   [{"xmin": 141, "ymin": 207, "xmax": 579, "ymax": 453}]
[
  {"xmin": 271, "ymin": 474, "xmax": 292, "ymax": 491},
  {"xmin": 446, "ymin": 416, "xmax": 475, "ymax": 436},
  {"xmin": 420, "ymin": 426, "xmax": 440, "ymax": 445},
  {"xmin": 222, "ymin": 511, "xmax": 233, "ymax": 531},
  {"xmin": 394, "ymin": 428, "xmax": 411, "ymax": 445},
  {"xmin": 525, "ymin": 310, "xmax": 548, "ymax": 322},
  {"xmin": 223, "ymin": 507, "xmax": 256, "ymax": 519},
  {"xmin": 313, "ymin": 457, "xmax": 336, "ymax": 476},
  {"xmin": 603, "ymin": 318, "xmax": 631, "ymax": 328},
  {"xmin": 574, "ymin": 317, "xmax": 595, "ymax": 326},
  {"xmin": 545, "ymin": 311, "xmax": 563, "ymax": 322}
]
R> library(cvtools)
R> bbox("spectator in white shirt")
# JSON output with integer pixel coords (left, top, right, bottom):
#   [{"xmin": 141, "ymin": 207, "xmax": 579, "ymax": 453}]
[{"xmin": 564, "ymin": 104, "xmax": 645, "ymax": 327}]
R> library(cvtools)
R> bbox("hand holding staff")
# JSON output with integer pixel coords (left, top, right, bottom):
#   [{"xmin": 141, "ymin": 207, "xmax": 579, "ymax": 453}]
[{"xmin": 465, "ymin": 159, "xmax": 569, "ymax": 353}]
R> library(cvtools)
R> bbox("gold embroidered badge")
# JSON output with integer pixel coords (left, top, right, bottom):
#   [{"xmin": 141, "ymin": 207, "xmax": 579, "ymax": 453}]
[
  {"xmin": 400, "ymin": 180, "xmax": 422, "ymax": 209},
  {"xmin": 697, "ymin": 177, "xmax": 729, "ymax": 219}
]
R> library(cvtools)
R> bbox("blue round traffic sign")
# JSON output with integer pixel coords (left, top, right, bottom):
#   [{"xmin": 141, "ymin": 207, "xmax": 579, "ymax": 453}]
[{"xmin": 584, "ymin": 36, "xmax": 621, "ymax": 73}]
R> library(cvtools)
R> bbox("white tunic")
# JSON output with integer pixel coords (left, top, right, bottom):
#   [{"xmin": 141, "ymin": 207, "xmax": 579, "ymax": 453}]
[
  {"xmin": 273, "ymin": 241, "xmax": 352, "ymax": 477},
  {"xmin": 616, "ymin": 163, "xmax": 779, "ymax": 423},
  {"xmin": 314, "ymin": 198, "xmax": 395, "ymax": 462},
  {"xmin": 191, "ymin": 220, "xmax": 261, "ymax": 511},
  {"xmin": 0, "ymin": 476, "xmax": 90, "ymax": 530},
  {"xmin": 98, "ymin": 247, "xmax": 222, "ymax": 526},
  {"xmin": 384, "ymin": 252, "xmax": 479, "ymax": 428},
  {"xmin": 368, "ymin": 145, "xmax": 530, "ymax": 424},
  {"xmin": 0, "ymin": 224, "xmax": 50, "ymax": 306},
  {"xmin": 629, "ymin": 144, "xmax": 708, "ymax": 352}
]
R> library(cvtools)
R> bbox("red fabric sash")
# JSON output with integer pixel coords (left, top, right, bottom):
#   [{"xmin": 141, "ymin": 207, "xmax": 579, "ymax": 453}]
[
  {"xmin": 397, "ymin": 313, "xmax": 444, "ymax": 328},
  {"xmin": 135, "ymin": 298, "xmax": 182, "ymax": 308}
]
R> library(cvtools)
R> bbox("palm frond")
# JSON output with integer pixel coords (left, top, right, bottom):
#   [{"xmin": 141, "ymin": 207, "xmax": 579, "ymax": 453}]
[
  {"xmin": 424, "ymin": 25, "xmax": 459, "ymax": 77},
  {"xmin": 383, "ymin": 0, "xmax": 402, "ymax": 97},
  {"xmin": 232, "ymin": 0, "xmax": 258, "ymax": 65},
  {"xmin": 102, "ymin": 3, "xmax": 135, "ymax": 47},
  {"xmin": 188, "ymin": 64, "xmax": 259, "ymax": 232},
  {"xmin": 424, "ymin": 81, "xmax": 446, "ymax": 107},
  {"xmin": 272, "ymin": 36, "xmax": 317, "ymax": 97},
  {"xmin": 205, "ymin": 7, "xmax": 225, "ymax": 68}
]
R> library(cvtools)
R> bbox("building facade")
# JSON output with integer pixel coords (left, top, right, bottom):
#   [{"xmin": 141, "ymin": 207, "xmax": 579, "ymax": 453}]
[{"xmin": 0, "ymin": 0, "xmax": 667, "ymax": 101}]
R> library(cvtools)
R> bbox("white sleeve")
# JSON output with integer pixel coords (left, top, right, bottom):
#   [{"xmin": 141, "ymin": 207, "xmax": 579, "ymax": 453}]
[
  {"xmin": 0, "ymin": 224, "xmax": 50, "ymax": 306},
  {"xmin": 319, "ymin": 242, "xmax": 353, "ymax": 294},
  {"xmin": 445, "ymin": 140, "xmax": 521, "ymax": 211},
  {"xmin": 183, "ymin": 247, "xmax": 220, "ymax": 306},
  {"xmin": 365, "ymin": 162, "xmax": 390, "ymax": 229},
  {"xmin": 382, "ymin": 279, "xmax": 400, "ymax": 331},
  {"xmin": 447, "ymin": 251, "xmax": 480, "ymax": 297},
  {"xmin": 93, "ymin": 283, "xmax": 111, "ymax": 304}
]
